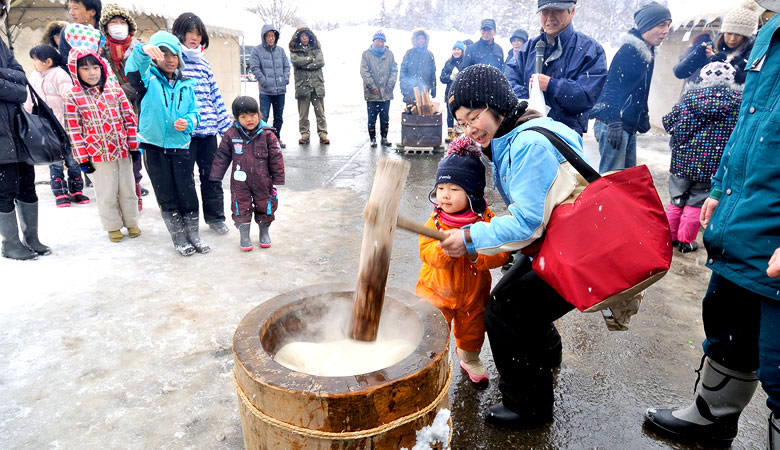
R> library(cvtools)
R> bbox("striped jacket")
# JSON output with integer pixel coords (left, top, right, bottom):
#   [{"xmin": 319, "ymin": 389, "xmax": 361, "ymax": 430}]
[
  {"xmin": 64, "ymin": 48, "xmax": 138, "ymax": 164},
  {"xmin": 182, "ymin": 52, "xmax": 231, "ymax": 137}
]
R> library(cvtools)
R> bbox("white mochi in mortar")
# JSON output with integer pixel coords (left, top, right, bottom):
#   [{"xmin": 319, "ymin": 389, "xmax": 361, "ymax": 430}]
[{"xmin": 274, "ymin": 338, "xmax": 417, "ymax": 376}]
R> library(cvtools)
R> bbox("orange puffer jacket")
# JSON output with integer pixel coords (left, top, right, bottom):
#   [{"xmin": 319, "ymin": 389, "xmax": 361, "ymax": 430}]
[{"xmin": 415, "ymin": 207, "xmax": 510, "ymax": 311}]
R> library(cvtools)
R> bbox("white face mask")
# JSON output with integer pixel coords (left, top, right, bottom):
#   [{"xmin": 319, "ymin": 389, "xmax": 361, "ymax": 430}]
[
  {"xmin": 181, "ymin": 45, "xmax": 203, "ymax": 61},
  {"xmin": 108, "ymin": 24, "xmax": 129, "ymax": 40}
]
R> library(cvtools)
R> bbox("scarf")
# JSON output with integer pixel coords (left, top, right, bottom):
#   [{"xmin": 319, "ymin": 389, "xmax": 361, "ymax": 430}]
[
  {"xmin": 370, "ymin": 44, "xmax": 386, "ymax": 56},
  {"xmin": 433, "ymin": 206, "xmax": 481, "ymax": 230},
  {"xmin": 181, "ymin": 45, "xmax": 204, "ymax": 62},
  {"xmin": 105, "ymin": 35, "xmax": 132, "ymax": 65}
]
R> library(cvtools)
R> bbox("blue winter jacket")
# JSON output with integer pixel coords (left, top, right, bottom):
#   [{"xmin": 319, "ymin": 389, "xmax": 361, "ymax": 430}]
[
  {"xmin": 464, "ymin": 117, "xmax": 586, "ymax": 255},
  {"xmin": 703, "ymin": 15, "xmax": 780, "ymax": 300},
  {"xmin": 505, "ymin": 24, "xmax": 607, "ymax": 135},
  {"xmin": 125, "ymin": 35, "xmax": 200, "ymax": 150},
  {"xmin": 590, "ymin": 29, "xmax": 655, "ymax": 135},
  {"xmin": 462, "ymin": 38, "xmax": 505, "ymax": 71}
]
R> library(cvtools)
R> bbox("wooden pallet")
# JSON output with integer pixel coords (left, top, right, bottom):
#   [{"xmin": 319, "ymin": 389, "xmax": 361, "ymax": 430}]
[{"xmin": 395, "ymin": 145, "xmax": 444, "ymax": 155}]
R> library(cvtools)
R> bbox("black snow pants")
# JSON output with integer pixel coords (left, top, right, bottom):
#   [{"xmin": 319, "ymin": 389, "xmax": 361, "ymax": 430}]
[
  {"xmin": 189, "ymin": 135, "xmax": 225, "ymax": 224},
  {"xmin": 485, "ymin": 255, "xmax": 574, "ymax": 414},
  {"xmin": 142, "ymin": 144, "xmax": 199, "ymax": 216},
  {"xmin": 0, "ymin": 162, "xmax": 37, "ymax": 213}
]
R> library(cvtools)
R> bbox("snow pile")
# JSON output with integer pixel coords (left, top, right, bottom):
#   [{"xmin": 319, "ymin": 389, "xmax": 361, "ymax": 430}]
[{"xmin": 401, "ymin": 408, "xmax": 451, "ymax": 450}]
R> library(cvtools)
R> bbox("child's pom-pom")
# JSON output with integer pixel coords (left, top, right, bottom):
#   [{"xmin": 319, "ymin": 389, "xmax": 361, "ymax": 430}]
[{"xmin": 447, "ymin": 136, "xmax": 482, "ymax": 158}]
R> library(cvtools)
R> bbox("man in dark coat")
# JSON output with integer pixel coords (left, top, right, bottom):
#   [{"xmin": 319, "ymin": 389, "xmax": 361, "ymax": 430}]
[
  {"xmin": 249, "ymin": 24, "xmax": 291, "ymax": 148},
  {"xmin": 289, "ymin": 27, "xmax": 328, "ymax": 145},
  {"xmin": 400, "ymin": 29, "xmax": 436, "ymax": 105},
  {"xmin": 645, "ymin": 4, "xmax": 780, "ymax": 447},
  {"xmin": 590, "ymin": 2, "xmax": 671, "ymax": 173},
  {"xmin": 505, "ymin": 0, "xmax": 607, "ymax": 135},
  {"xmin": 462, "ymin": 19, "xmax": 505, "ymax": 71},
  {"xmin": 0, "ymin": 0, "xmax": 50, "ymax": 260}
]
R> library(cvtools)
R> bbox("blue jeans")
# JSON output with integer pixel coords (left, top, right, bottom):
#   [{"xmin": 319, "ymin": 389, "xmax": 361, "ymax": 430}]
[
  {"xmin": 366, "ymin": 101, "xmax": 390, "ymax": 139},
  {"xmin": 701, "ymin": 273, "xmax": 780, "ymax": 416},
  {"xmin": 259, "ymin": 93, "xmax": 285, "ymax": 139},
  {"xmin": 594, "ymin": 120, "xmax": 637, "ymax": 173},
  {"xmin": 48, "ymin": 151, "xmax": 83, "ymax": 196}
]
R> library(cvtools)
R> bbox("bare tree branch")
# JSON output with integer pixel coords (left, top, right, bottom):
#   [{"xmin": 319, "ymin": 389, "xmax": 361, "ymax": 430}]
[{"xmin": 247, "ymin": 0, "xmax": 299, "ymax": 28}]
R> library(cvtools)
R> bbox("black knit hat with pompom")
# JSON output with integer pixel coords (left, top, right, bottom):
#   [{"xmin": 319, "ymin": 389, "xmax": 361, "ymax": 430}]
[
  {"xmin": 448, "ymin": 64, "xmax": 519, "ymax": 118},
  {"xmin": 428, "ymin": 136, "xmax": 486, "ymax": 214}
]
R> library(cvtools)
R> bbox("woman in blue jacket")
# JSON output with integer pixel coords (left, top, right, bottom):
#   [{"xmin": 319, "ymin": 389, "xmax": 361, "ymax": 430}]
[
  {"xmin": 439, "ymin": 65, "xmax": 589, "ymax": 430},
  {"xmin": 126, "ymin": 31, "xmax": 207, "ymax": 257}
]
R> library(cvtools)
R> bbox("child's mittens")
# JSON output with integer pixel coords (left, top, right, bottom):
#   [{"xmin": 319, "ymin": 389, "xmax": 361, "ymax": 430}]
[{"xmin": 79, "ymin": 161, "xmax": 95, "ymax": 174}]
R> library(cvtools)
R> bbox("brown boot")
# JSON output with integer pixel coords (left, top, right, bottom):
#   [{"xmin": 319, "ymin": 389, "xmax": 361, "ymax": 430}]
[{"xmin": 445, "ymin": 128, "xmax": 454, "ymax": 143}]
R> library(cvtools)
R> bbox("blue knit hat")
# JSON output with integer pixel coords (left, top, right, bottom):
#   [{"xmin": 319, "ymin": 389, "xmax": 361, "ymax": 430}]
[
  {"xmin": 634, "ymin": 2, "xmax": 672, "ymax": 34},
  {"xmin": 428, "ymin": 137, "xmax": 486, "ymax": 214},
  {"xmin": 372, "ymin": 30, "xmax": 386, "ymax": 42},
  {"xmin": 453, "ymin": 41, "xmax": 466, "ymax": 51}
]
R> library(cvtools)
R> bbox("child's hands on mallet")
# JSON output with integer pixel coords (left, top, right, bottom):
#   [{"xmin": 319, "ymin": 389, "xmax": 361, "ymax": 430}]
[
  {"xmin": 142, "ymin": 44, "xmax": 165, "ymax": 62},
  {"xmin": 174, "ymin": 118, "xmax": 188, "ymax": 131}
]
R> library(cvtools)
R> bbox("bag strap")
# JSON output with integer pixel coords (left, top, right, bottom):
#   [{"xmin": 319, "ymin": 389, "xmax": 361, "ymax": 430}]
[{"xmin": 525, "ymin": 126, "xmax": 600, "ymax": 183}]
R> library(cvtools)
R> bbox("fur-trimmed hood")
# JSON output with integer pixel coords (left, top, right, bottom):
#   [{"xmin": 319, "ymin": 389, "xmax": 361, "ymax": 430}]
[
  {"xmin": 289, "ymin": 27, "xmax": 320, "ymax": 51},
  {"xmin": 621, "ymin": 30, "xmax": 654, "ymax": 64},
  {"xmin": 410, "ymin": 28, "xmax": 430, "ymax": 48},
  {"xmin": 41, "ymin": 20, "xmax": 68, "ymax": 47}
]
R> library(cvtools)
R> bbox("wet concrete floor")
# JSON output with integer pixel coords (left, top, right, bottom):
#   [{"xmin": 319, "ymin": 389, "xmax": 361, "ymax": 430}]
[{"xmin": 278, "ymin": 108, "xmax": 769, "ymax": 448}]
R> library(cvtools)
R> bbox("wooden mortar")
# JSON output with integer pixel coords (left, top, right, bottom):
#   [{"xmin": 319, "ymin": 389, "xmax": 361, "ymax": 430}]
[{"xmin": 233, "ymin": 283, "xmax": 451, "ymax": 449}]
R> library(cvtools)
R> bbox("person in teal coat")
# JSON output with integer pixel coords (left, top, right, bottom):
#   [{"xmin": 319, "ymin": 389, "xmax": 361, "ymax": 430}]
[
  {"xmin": 125, "ymin": 31, "xmax": 208, "ymax": 257},
  {"xmin": 645, "ymin": 7, "xmax": 780, "ymax": 447}
]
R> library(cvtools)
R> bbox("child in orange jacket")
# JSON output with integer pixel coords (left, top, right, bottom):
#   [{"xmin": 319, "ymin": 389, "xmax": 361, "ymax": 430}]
[{"xmin": 416, "ymin": 137, "xmax": 510, "ymax": 384}]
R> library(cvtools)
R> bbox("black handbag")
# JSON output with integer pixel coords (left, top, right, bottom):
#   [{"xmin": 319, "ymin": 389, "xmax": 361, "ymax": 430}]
[{"xmin": 14, "ymin": 81, "xmax": 69, "ymax": 165}]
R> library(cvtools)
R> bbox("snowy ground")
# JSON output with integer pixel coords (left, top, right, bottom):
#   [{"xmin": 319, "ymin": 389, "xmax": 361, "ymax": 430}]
[{"xmin": 1, "ymin": 25, "xmax": 770, "ymax": 448}]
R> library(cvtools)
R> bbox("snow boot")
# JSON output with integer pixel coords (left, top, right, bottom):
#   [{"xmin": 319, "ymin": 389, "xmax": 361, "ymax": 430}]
[
  {"xmin": 16, "ymin": 200, "xmax": 51, "ymax": 256},
  {"xmin": 258, "ymin": 223, "xmax": 271, "ymax": 248},
  {"xmin": 161, "ymin": 211, "xmax": 196, "ymax": 256},
  {"xmin": 645, "ymin": 356, "xmax": 758, "ymax": 447},
  {"xmin": 457, "ymin": 348, "xmax": 489, "ymax": 384},
  {"xmin": 69, "ymin": 192, "xmax": 90, "ymax": 204},
  {"xmin": 108, "ymin": 230, "xmax": 124, "ymax": 242},
  {"xmin": 771, "ymin": 413, "xmax": 780, "ymax": 450},
  {"xmin": 679, "ymin": 241, "xmax": 699, "ymax": 253},
  {"xmin": 183, "ymin": 212, "xmax": 210, "ymax": 254},
  {"xmin": 55, "ymin": 195, "xmax": 71, "ymax": 208},
  {"xmin": 0, "ymin": 209, "xmax": 38, "ymax": 260},
  {"xmin": 127, "ymin": 226, "xmax": 141, "ymax": 238},
  {"xmin": 208, "ymin": 221, "xmax": 229, "ymax": 235},
  {"xmin": 485, "ymin": 365, "xmax": 554, "ymax": 429},
  {"xmin": 238, "ymin": 223, "xmax": 253, "ymax": 251},
  {"xmin": 380, "ymin": 123, "xmax": 391, "ymax": 147},
  {"xmin": 368, "ymin": 127, "xmax": 377, "ymax": 147}
]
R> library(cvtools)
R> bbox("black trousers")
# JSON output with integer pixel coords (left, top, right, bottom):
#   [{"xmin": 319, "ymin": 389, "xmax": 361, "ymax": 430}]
[
  {"xmin": 142, "ymin": 144, "xmax": 199, "ymax": 215},
  {"xmin": 366, "ymin": 101, "xmax": 390, "ymax": 138},
  {"xmin": 189, "ymin": 135, "xmax": 225, "ymax": 223},
  {"xmin": 485, "ymin": 257, "xmax": 574, "ymax": 413},
  {"xmin": 0, "ymin": 162, "xmax": 37, "ymax": 213}
]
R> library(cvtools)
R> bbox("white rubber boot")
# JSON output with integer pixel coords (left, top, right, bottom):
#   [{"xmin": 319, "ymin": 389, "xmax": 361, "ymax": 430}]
[{"xmin": 456, "ymin": 348, "xmax": 488, "ymax": 384}]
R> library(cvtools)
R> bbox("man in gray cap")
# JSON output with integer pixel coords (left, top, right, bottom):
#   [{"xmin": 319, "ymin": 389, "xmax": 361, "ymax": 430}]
[
  {"xmin": 462, "ymin": 18, "xmax": 505, "ymax": 71},
  {"xmin": 644, "ymin": 2, "xmax": 780, "ymax": 448},
  {"xmin": 505, "ymin": 0, "xmax": 607, "ymax": 135}
]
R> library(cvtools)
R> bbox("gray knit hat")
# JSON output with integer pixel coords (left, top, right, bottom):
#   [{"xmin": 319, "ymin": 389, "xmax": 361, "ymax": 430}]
[
  {"xmin": 721, "ymin": 0, "xmax": 761, "ymax": 38},
  {"xmin": 448, "ymin": 64, "xmax": 519, "ymax": 117}
]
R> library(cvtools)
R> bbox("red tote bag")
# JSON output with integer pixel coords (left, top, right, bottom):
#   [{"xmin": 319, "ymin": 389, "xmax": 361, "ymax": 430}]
[{"xmin": 525, "ymin": 127, "xmax": 672, "ymax": 312}]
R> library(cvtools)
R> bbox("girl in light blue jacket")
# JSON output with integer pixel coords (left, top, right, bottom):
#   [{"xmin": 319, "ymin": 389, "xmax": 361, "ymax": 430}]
[{"xmin": 125, "ymin": 30, "xmax": 208, "ymax": 257}]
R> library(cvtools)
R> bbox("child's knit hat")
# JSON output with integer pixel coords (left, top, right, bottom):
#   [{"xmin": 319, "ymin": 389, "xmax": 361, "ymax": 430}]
[
  {"xmin": 699, "ymin": 61, "xmax": 737, "ymax": 85},
  {"xmin": 721, "ymin": 0, "xmax": 761, "ymax": 38},
  {"xmin": 63, "ymin": 23, "xmax": 102, "ymax": 54},
  {"xmin": 99, "ymin": 3, "xmax": 137, "ymax": 37},
  {"xmin": 149, "ymin": 31, "xmax": 186, "ymax": 71},
  {"xmin": 429, "ymin": 136, "xmax": 486, "ymax": 214}
]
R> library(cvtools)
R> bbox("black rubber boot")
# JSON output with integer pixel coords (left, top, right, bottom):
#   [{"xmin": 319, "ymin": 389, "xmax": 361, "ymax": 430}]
[
  {"xmin": 0, "ymin": 209, "xmax": 37, "ymax": 260},
  {"xmin": 161, "ymin": 211, "xmax": 195, "ymax": 256},
  {"xmin": 258, "ymin": 223, "xmax": 271, "ymax": 248},
  {"xmin": 368, "ymin": 127, "xmax": 377, "ymax": 147},
  {"xmin": 238, "ymin": 223, "xmax": 253, "ymax": 251},
  {"xmin": 644, "ymin": 356, "xmax": 758, "ymax": 447},
  {"xmin": 183, "ymin": 212, "xmax": 210, "ymax": 253},
  {"xmin": 486, "ymin": 366, "xmax": 554, "ymax": 429},
  {"xmin": 380, "ymin": 123, "xmax": 391, "ymax": 147},
  {"xmin": 770, "ymin": 413, "xmax": 780, "ymax": 450},
  {"xmin": 15, "ymin": 200, "xmax": 51, "ymax": 256}
]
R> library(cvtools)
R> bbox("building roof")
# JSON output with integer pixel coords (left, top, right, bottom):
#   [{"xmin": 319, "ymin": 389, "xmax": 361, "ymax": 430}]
[{"xmin": 8, "ymin": 0, "xmax": 245, "ymax": 38}]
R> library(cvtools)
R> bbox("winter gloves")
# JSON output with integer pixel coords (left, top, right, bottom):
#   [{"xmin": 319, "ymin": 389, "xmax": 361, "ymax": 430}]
[
  {"xmin": 79, "ymin": 161, "xmax": 95, "ymax": 174},
  {"xmin": 606, "ymin": 122, "xmax": 624, "ymax": 149}
]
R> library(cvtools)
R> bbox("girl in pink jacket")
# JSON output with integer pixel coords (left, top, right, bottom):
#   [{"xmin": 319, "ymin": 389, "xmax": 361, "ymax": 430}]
[{"xmin": 25, "ymin": 45, "xmax": 88, "ymax": 208}]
